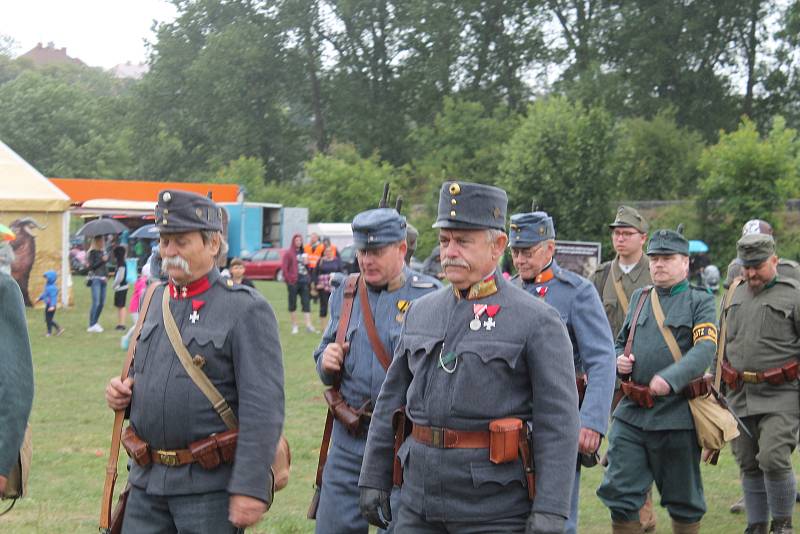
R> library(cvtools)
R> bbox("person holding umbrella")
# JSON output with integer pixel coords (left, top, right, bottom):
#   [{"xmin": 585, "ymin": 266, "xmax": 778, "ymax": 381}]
[{"xmin": 87, "ymin": 235, "xmax": 109, "ymax": 332}]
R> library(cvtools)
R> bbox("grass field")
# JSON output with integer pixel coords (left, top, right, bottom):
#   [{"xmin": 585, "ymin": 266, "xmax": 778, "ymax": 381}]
[{"xmin": 2, "ymin": 277, "xmax": 799, "ymax": 533}]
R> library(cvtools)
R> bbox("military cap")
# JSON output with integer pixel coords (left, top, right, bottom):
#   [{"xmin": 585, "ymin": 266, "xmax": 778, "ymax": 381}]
[
  {"xmin": 509, "ymin": 211, "xmax": 555, "ymax": 248},
  {"xmin": 742, "ymin": 219, "xmax": 774, "ymax": 236},
  {"xmin": 646, "ymin": 229, "xmax": 689, "ymax": 256},
  {"xmin": 609, "ymin": 205, "xmax": 648, "ymax": 233},
  {"xmin": 352, "ymin": 208, "xmax": 407, "ymax": 249},
  {"xmin": 432, "ymin": 181, "xmax": 507, "ymax": 231},
  {"xmin": 155, "ymin": 189, "xmax": 224, "ymax": 233},
  {"xmin": 737, "ymin": 233, "xmax": 776, "ymax": 267}
]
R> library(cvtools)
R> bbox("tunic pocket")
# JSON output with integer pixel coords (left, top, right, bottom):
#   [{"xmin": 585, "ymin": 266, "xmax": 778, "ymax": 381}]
[
  {"xmin": 182, "ymin": 329, "xmax": 231, "ymax": 383},
  {"xmin": 449, "ymin": 340, "xmax": 524, "ymax": 418},
  {"xmin": 470, "ymin": 460, "xmax": 525, "ymax": 489},
  {"xmin": 404, "ymin": 334, "xmax": 443, "ymax": 405},
  {"xmin": 761, "ymin": 302, "xmax": 795, "ymax": 341},
  {"xmin": 132, "ymin": 320, "xmax": 159, "ymax": 374}
]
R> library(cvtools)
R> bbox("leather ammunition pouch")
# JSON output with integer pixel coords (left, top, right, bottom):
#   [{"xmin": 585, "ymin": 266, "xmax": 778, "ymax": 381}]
[
  {"xmin": 720, "ymin": 360, "xmax": 799, "ymax": 391},
  {"xmin": 189, "ymin": 434, "xmax": 223, "ymax": 470},
  {"xmin": 323, "ymin": 388, "xmax": 371, "ymax": 436},
  {"xmin": 576, "ymin": 374, "xmax": 588, "ymax": 406},
  {"xmin": 682, "ymin": 376, "xmax": 711, "ymax": 399},
  {"xmin": 621, "ymin": 381, "xmax": 655, "ymax": 409},
  {"xmin": 489, "ymin": 418, "xmax": 522, "ymax": 464},
  {"xmin": 121, "ymin": 427, "xmax": 151, "ymax": 467}
]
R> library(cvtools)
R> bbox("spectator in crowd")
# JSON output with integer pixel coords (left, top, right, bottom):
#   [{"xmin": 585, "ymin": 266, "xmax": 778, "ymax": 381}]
[
  {"xmin": 112, "ymin": 245, "xmax": 129, "ymax": 331},
  {"xmin": 315, "ymin": 244, "xmax": 341, "ymax": 331},
  {"xmin": 121, "ymin": 263, "xmax": 151, "ymax": 350},
  {"xmin": 35, "ymin": 270, "xmax": 64, "ymax": 337},
  {"xmin": 229, "ymin": 258, "xmax": 255, "ymax": 288},
  {"xmin": 87, "ymin": 235, "xmax": 108, "ymax": 333},
  {"xmin": 282, "ymin": 233, "xmax": 316, "ymax": 334}
]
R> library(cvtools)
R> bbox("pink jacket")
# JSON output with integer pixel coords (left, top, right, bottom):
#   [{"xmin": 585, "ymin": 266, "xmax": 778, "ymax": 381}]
[{"xmin": 128, "ymin": 275, "xmax": 148, "ymax": 313}]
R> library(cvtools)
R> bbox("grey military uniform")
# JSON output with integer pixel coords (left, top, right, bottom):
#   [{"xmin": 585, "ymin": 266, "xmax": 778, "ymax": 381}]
[
  {"xmin": 127, "ymin": 268, "xmax": 284, "ymax": 501},
  {"xmin": 358, "ymin": 275, "xmax": 580, "ymax": 525},
  {"xmin": 312, "ymin": 267, "xmax": 439, "ymax": 534}
]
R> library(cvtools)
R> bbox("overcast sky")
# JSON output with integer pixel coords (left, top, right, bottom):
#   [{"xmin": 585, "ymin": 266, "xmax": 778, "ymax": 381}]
[{"xmin": 1, "ymin": 0, "xmax": 178, "ymax": 69}]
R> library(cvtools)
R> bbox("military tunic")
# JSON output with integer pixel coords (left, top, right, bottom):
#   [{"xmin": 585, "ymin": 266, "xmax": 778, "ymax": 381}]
[
  {"xmin": 359, "ymin": 274, "xmax": 580, "ymax": 527},
  {"xmin": 597, "ymin": 280, "xmax": 717, "ymax": 523},
  {"xmin": 723, "ymin": 276, "xmax": 800, "ymax": 477},
  {"xmin": 127, "ymin": 268, "xmax": 284, "ymax": 504},
  {"xmin": 591, "ymin": 255, "xmax": 652, "ymax": 339},
  {"xmin": 0, "ymin": 272, "xmax": 33, "ymax": 480},
  {"xmin": 313, "ymin": 266, "xmax": 439, "ymax": 534},
  {"xmin": 513, "ymin": 260, "xmax": 615, "ymax": 534}
]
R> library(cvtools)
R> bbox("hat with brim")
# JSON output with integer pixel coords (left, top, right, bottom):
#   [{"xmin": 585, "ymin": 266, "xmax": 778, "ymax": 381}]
[
  {"xmin": 352, "ymin": 208, "xmax": 407, "ymax": 250},
  {"xmin": 646, "ymin": 229, "xmax": 689, "ymax": 256},
  {"xmin": 432, "ymin": 181, "xmax": 507, "ymax": 231},
  {"xmin": 509, "ymin": 212, "xmax": 555, "ymax": 248},
  {"xmin": 737, "ymin": 233, "xmax": 775, "ymax": 267},
  {"xmin": 609, "ymin": 206, "xmax": 648, "ymax": 233},
  {"xmin": 155, "ymin": 189, "xmax": 224, "ymax": 234}
]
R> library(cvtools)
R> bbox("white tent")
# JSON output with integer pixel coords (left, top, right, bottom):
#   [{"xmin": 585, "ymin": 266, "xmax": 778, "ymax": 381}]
[{"xmin": 0, "ymin": 140, "xmax": 71, "ymax": 307}]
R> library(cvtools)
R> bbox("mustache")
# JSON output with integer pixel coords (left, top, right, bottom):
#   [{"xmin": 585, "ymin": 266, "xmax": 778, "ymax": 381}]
[
  {"xmin": 162, "ymin": 255, "xmax": 192, "ymax": 275},
  {"xmin": 441, "ymin": 258, "xmax": 471, "ymax": 270}
]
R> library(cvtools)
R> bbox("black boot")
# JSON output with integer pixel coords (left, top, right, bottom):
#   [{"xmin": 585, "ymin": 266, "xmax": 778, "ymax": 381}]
[
  {"xmin": 745, "ymin": 523, "xmax": 768, "ymax": 534},
  {"xmin": 770, "ymin": 518, "xmax": 793, "ymax": 534}
]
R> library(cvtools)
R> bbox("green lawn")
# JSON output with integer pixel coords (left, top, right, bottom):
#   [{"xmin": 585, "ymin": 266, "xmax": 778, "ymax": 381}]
[{"xmin": 2, "ymin": 278, "xmax": 798, "ymax": 532}]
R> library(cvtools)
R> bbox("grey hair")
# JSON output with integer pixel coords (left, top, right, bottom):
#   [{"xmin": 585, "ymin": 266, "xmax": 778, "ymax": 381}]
[
  {"xmin": 486, "ymin": 229, "xmax": 505, "ymax": 243},
  {"xmin": 200, "ymin": 230, "xmax": 228, "ymax": 261}
]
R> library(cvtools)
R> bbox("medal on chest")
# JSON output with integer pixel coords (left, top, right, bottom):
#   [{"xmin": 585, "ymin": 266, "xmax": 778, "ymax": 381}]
[
  {"xmin": 469, "ymin": 303, "xmax": 501, "ymax": 331},
  {"xmin": 190, "ymin": 299, "xmax": 205, "ymax": 324},
  {"xmin": 535, "ymin": 286, "xmax": 548, "ymax": 298}
]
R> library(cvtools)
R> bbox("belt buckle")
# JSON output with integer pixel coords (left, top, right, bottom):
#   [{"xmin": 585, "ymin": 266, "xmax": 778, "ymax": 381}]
[
  {"xmin": 430, "ymin": 427, "xmax": 444, "ymax": 448},
  {"xmin": 742, "ymin": 371, "xmax": 759, "ymax": 384},
  {"xmin": 156, "ymin": 450, "xmax": 179, "ymax": 466}
]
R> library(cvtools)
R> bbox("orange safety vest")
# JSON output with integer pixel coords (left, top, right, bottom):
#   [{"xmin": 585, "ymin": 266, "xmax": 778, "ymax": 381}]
[{"xmin": 304, "ymin": 242, "xmax": 325, "ymax": 269}]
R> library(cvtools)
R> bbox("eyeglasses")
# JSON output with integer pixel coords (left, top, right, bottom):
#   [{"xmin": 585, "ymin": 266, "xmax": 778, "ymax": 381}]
[
  {"xmin": 612, "ymin": 230, "xmax": 642, "ymax": 240},
  {"xmin": 511, "ymin": 246, "xmax": 542, "ymax": 259}
]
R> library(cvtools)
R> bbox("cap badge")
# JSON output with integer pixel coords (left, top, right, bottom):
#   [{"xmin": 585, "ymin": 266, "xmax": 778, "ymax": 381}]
[
  {"xmin": 196, "ymin": 208, "xmax": 203, "ymax": 219},
  {"xmin": 449, "ymin": 183, "xmax": 461, "ymax": 195},
  {"xmin": 538, "ymin": 226, "xmax": 545, "ymax": 235},
  {"xmin": 493, "ymin": 207, "xmax": 501, "ymax": 219},
  {"xmin": 162, "ymin": 192, "xmax": 172, "ymax": 202}
]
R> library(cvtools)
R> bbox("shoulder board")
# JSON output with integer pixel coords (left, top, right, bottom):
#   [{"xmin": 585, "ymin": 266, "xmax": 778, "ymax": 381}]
[
  {"xmin": 775, "ymin": 276, "xmax": 800, "ymax": 289},
  {"xmin": 409, "ymin": 273, "xmax": 438, "ymax": 289},
  {"xmin": 330, "ymin": 272, "xmax": 346, "ymax": 289},
  {"xmin": 218, "ymin": 276, "xmax": 255, "ymax": 293},
  {"xmin": 554, "ymin": 267, "xmax": 581, "ymax": 287},
  {"xmin": 690, "ymin": 284, "xmax": 713, "ymax": 294}
]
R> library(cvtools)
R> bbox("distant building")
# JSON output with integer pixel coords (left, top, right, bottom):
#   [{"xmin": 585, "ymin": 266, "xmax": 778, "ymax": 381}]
[
  {"xmin": 110, "ymin": 61, "xmax": 149, "ymax": 80},
  {"xmin": 19, "ymin": 42, "xmax": 85, "ymax": 67}
]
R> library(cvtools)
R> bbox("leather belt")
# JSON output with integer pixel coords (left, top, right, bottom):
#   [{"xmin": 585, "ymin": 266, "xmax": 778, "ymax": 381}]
[
  {"xmin": 721, "ymin": 360, "xmax": 799, "ymax": 390},
  {"xmin": 411, "ymin": 425, "xmax": 491, "ymax": 449},
  {"xmin": 150, "ymin": 448, "xmax": 195, "ymax": 466}
]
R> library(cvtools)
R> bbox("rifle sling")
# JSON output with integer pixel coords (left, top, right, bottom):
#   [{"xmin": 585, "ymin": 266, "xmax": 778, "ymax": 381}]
[
  {"xmin": 100, "ymin": 282, "xmax": 160, "ymax": 530},
  {"xmin": 313, "ymin": 274, "xmax": 359, "ymax": 492},
  {"xmin": 714, "ymin": 278, "xmax": 743, "ymax": 390},
  {"xmin": 611, "ymin": 262, "xmax": 630, "ymax": 315},
  {"xmin": 358, "ymin": 276, "xmax": 392, "ymax": 372},
  {"xmin": 624, "ymin": 286, "xmax": 651, "ymax": 360}
]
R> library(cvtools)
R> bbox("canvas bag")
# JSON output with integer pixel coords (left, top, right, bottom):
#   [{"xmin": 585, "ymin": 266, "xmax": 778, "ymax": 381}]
[{"xmin": 649, "ymin": 289, "xmax": 739, "ymax": 451}]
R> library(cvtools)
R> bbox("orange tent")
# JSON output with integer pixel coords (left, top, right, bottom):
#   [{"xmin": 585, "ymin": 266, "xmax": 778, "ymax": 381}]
[{"xmin": 50, "ymin": 178, "xmax": 241, "ymax": 204}]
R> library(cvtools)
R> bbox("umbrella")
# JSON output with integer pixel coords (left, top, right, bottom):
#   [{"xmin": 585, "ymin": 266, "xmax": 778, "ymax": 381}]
[
  {"xmin": 0, "ymin": 223, "xmax": 15, "ymax": 241},
  {"xmin": 130, "ymin": 224, "xmax": 159, "ymax": 239},
  {"xmin": 688, "ymin": 240, "xmax": 709, "ymax": 254},
  {"xmin": 76, "ymin": 218, "xmax": 128, "ymax": 238}
]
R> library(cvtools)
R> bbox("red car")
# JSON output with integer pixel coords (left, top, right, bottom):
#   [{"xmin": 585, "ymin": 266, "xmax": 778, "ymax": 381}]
[{"xmin": 242, "ymin": 248, "xmax": 286, "ymax": 280}]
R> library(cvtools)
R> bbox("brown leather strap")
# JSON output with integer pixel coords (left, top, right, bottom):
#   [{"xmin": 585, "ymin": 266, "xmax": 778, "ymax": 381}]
[
  {"xmin": 411, "ymin": 425, "xmax": 491, "ymax": 449},
  {"xmin": 150, "ymin": 448, "xmax": 195, "ymax": 466},
  {"xmin": 518, "ymin": 428, "xmax": 535, "ymax": 500},
  {"xmin": 611, "ymin": 262, "xmax": 630, "ymax": 314},
  {"xmin": 624, "ymin": 286, "xmax": 651, "ymax": 359},
  {"xmin": 100, "ymin": 282, "xmax": 160, "ymax": 530},
  {"xmin": 715, "ymin": 277, "xmax": 743, "ymax": 390},
  {"xmin": 358, "ymin": 276, "xmax": 392, "ymax": 372},
  {"xmin": 310, "ymin": 273, "xmax": 360, "ymax": 516},
  {"xmin": 333, "ymin": 274, "xmax": 360, "ymax": 389}
]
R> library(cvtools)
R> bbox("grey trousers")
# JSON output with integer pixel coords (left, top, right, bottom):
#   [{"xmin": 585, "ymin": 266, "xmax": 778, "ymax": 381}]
[
  {"xmin": 394, "ymin": 501, "xmax": 528, "ymax": 533},
  {"xmin": 122, "ymin": 486, "xmax": 242, "ymax": 534}
]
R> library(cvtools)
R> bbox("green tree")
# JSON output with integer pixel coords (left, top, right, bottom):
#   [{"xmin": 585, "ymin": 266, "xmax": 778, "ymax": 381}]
[
  {"xmin": 498, "ymin": 96, "xmax": 616, "ymax": 242},
  {"xmin": 611, "ymin": 110, "xmax": 704, "ymax": 200},
  {"xmin": 697, "ymin": 117, "xmax": 800, "ymax": 262},
  {"xmin": 212, "ymin": 156, "xmax": 268, "ymax": 202}
]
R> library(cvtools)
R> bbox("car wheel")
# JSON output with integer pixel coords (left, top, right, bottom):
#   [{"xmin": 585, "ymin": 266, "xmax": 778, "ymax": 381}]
[{"xmin": 276, "ymin": 269, "xmax": 283, "ymax": 282}]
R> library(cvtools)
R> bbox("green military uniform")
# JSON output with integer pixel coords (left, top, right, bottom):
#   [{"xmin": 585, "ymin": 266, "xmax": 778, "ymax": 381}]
[
  {"xmin": 0, "ymin": 272, "xmax": 34, "ymax": 489},
  {"xmin": 722, "ymin": 234, "xmax": 800, "ymax": 534},
  {"xmin": 597, "ymin": 230, "xmax": 717, "ymax": 533},
  {"xmin": 591, "ymin": 206, "xmax": 652, "ymax": 338}
]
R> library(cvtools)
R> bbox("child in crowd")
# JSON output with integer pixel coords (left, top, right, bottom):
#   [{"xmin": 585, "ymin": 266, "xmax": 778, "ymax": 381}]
[
  {"xmin": 35, "ymin": 270, "xmax": 64, "ymax": 337},
  {"xmin": 121, "ymin": 263, "xmax": 150, "ymax": 350}
]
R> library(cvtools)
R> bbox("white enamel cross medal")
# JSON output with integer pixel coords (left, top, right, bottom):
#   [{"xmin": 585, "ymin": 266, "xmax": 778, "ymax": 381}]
[
  {"xmin": 190, "ymin": 300, "xmax": 205, "ymax": 325},
  {"xmin": 189, "ymin": 310, "xmax": 200, "ymax": 324}
]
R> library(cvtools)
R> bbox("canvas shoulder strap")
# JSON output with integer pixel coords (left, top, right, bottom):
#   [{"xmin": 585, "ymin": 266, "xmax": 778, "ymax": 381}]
[
  {"xmin": 611, "ymin": 261, "xmax": 630, "ymax": 314},
  {"xmin": 650, "ymin": 289, "xmax": 683, "ymax": 363},
  {"xmin": 100, "ymin": 281, "xmax": 160, "ymax": 530},
  {"xmin": 624, "ymin": 286, "xmax": 651, "ymax": 358},
  {"xmin": 714, "ymin": 277, "xmax": 744, "ymax": 390},
  {"xmin": 161, "ymin": 288, "xmax": 239, "ymax": 430},
  {"xmin": 357, "ymin": 275, "xmax": 392, "ymax": 371}
]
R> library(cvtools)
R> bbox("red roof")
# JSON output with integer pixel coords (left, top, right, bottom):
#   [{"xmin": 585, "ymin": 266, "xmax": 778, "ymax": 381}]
[{"xmin": 50, "ymin": 178, "xmax": 241, "ymax": 204}]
